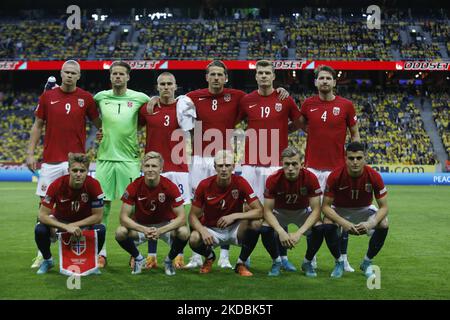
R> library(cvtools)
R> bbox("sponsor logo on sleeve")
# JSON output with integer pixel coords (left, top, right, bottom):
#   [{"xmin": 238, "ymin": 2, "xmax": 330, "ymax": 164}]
[
  {"xmin": 175, "ymin": 196, "xmax": 183, "ymax": 203},
  {"xmin": 379, "ymin": 187, "xmax": 387, "ymax": 195},
  {"xmin": 315, "ymin": 188, "xmax": 322, "ymax": 194}
]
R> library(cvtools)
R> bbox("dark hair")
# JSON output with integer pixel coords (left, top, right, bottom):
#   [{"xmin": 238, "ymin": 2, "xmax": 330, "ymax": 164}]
[
  {"xmin": 256, "ymin": 59, "xmax": 274, "ymax": 72},
  {"xmin": 206, "ymin": 60, "xmax": 228, "ymax": 75},
  {"xmin": 314, "ymin": 65, "xmax": 336, "ymax": 79},
  {"xmin": 110, "ymin": 61, "xmax": 131, "ymax": 74},
  {"xmin": 346, "ymin": 142, "xmax": 366, "ymax": 153}
]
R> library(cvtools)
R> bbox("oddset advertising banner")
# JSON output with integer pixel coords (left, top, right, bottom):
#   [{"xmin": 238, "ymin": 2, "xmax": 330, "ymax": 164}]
[{"xmin": 58, "ymin": 229, "xmax": 98, "ymax": 276}]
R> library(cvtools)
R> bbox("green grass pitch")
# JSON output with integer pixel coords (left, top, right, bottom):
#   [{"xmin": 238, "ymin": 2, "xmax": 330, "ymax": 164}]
[{"xmin": 1, "ymin": 182, "xmax": 449, "ymax": 300}]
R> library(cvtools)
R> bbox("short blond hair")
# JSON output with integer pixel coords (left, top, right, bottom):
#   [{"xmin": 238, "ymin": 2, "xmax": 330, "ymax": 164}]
[
  {"xmin": 68, "ymin": 152, "xmax": 89, "ymax": 168},
  {"xmin": 142, "ymin": 151, "xmax": 164, "ymax": 167},
  {"xmin": 62, "ymin": 60, "xmax": 80, "ymax": 72},
  {"xmin": 214, "ymin": 150, "xmax": 234, "ymax": 165}
]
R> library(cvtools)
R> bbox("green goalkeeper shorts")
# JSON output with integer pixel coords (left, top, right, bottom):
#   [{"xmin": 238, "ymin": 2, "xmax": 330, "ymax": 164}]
[{"xmin": 95, "ymin": 160, "xmax": 141, "ymax": 201}]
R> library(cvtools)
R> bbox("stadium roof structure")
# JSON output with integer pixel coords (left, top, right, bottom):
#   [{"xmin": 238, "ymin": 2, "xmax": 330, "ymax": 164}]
[{"xmin": 1, "ymin": 60, "xmax": 449, "ymax": 71}]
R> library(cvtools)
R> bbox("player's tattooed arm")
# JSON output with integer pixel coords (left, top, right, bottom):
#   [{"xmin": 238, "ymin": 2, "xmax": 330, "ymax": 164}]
[
  {"xmin": 349, "ymin": 123, "xmax": 360, "ymax": 142},
  {"xmin": 146, "ymin": 96, "xmax": 161, "ymax": 114},
  {"xmin": 275, "ymin": 87, "xmax": 289, "ymax": 100}
]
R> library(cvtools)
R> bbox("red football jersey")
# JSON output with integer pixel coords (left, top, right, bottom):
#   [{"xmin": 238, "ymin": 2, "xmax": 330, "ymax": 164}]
[
  {"xmin": 41, "ymin": 175, "xmax": 104, "ymax": 223},
  {"xmin": 35, "ymin": 87, "xmax": 99, "ymax": 163},
  {"xmin": 264, "ymin": 168, "xmax": 322, "ymax": 210},
  {"xmin": 238, "ymin": 91, "xmax": 301, "ymax": 166},
  {"xmin": 301, "ymin": 95, "xmax": 357, "ymax": 170},
  {"xmin": 121, "ymin": 176, "xmax": 184, "ymax": 225},
  {"xmin": 187, "ymin": 88, "xmax": 246, "ymax": 157},
  {"xmin": 192, "ymin": 175, "xmax": 258, "ymax": 227},
  {"xmin": 139, "ymin": 102, "xmax": 188, "ymax": 172},
  {"xmin": 325, "ymin": 165, "xmax": 387, "ymax": 208}
]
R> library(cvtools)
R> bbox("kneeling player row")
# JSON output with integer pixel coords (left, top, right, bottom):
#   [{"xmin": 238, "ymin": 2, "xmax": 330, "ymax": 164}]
[{"xmin": 34, "ymin": 143, "xmax": 389, "ymax": 278}]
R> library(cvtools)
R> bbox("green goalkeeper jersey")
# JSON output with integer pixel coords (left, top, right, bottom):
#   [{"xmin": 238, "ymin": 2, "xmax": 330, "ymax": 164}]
[{"xmin": 94, "ymin": 89, "xmax": 150, "ymax": 161}]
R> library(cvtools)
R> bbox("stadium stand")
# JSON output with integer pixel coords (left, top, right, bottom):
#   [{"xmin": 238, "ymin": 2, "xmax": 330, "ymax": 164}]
[
  {"xmin": 431, "ymin": 92, "xmax": 450, "ymax": 157},
  {"xmin": 1, "ymin": 12, "xmax": 448, "ymax": 60}
]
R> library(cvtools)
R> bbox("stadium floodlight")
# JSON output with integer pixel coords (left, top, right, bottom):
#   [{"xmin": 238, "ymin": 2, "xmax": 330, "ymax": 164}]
[
  {"xmin": 412, "ymin": 29, "xmax": 416, "ymax": 33},
  {"xmin": 100, "ymin": 15, "xmax": 108, "ymax": 21},
  {"xmin": 92, "ymin": 14, "xmax": 98, "ymax": 21},
  {"xmin": 123, "ymin": 28, "xmax": 129, "ymax": 33},
  {"xmin": 267, "ymin": 28, "xmax": 272, "ymax": 32},
  {"xmin": 135, "ymin": 15, "xmax": 140, "ymax": 21},
  {"xmin": 363, "ymin": 14, "xmax": 367, "ymax": 17}
]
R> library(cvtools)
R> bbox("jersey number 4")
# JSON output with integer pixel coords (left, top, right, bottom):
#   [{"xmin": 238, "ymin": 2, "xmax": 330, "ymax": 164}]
[{"xmin": 321, "ymin": 111, "xmax": 327, "ymax": 122}]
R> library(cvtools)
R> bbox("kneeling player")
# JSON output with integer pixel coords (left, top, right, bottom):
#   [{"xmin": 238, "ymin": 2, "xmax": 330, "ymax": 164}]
[
  {"xmin": 188, "ymin": 150, "xmax": 263, "ymax": 276},
  {"xmin": 262, "ymin": 146, "xmax": 323, "ymax": 277},
  {"xmin": 34, "ymin": 153, "xmax": 105, "ymax": 274},
  {"xmin": 115, "ymin": 152, "xmax": 189, "ymax": 276},
  {"xmin": 322, "ymin": 142, "xmax": 389, "ymax": 278}
]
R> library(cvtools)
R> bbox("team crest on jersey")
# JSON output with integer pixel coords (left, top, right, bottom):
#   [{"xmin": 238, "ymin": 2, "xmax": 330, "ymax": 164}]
[
  {"xmin": 127, "ymin": 101, "xmax": 133, "ymax": 108},
  {"xmin": 71, "ymin": 235, "xmax": 86, "ymax": 256},
  {"xmin": 158, "ymin": 193, "xmax": 166, "ymax": 203},
  {"xmin": 81, "ymin": 193, "xmax": 89, "ymax": 203},
  {"xmin": 231, "ymin": 189, "xmax": 239, "ymax": 200},
  {"xmin": 41, "ymin": 184, "xmax": 48, "ymax": 192},
  {"xmin": 275, "ymin": 103, "xmax": 283, "ymax": 112},
  {"xmin": 78, "ymin": 99, "xmax": 84, "ymax": 107},
  {"xmin": 300, "ymin": 187, "xmax": 307, "ymax": 196},
  {"xmin": 333, "ymin": 107, "xmax": 340, "ymax": 116},
  {"xmin": 365, "ymin": 183, "xmax": 373, "ymax": 193},
  {"xmin": 224, "ymin": 94, "xmax": 231, "ymax": 102}
]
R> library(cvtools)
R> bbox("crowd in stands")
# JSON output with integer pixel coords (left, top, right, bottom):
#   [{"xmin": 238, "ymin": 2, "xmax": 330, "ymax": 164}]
[
  {"xmin": 1, "ymin": 12, "xmax": 449, "ymax": 61},
  {"xmin": 0, "ymin": 20, "xmax": 114, "ymax": 60},
  {"xmin": 352, "ymin": 92, "xmax": 435, "ymax": 165},
  {"xmin": 2, "ymin": 88, "xmax": 442, "ymax": 167},
  {"xmin": 137, "ymin": 19, "xmax": 241, "ymax": 60},
  {"xmin": 431, "ymin": 93, "xmax": 450, "ymax": 157}
]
